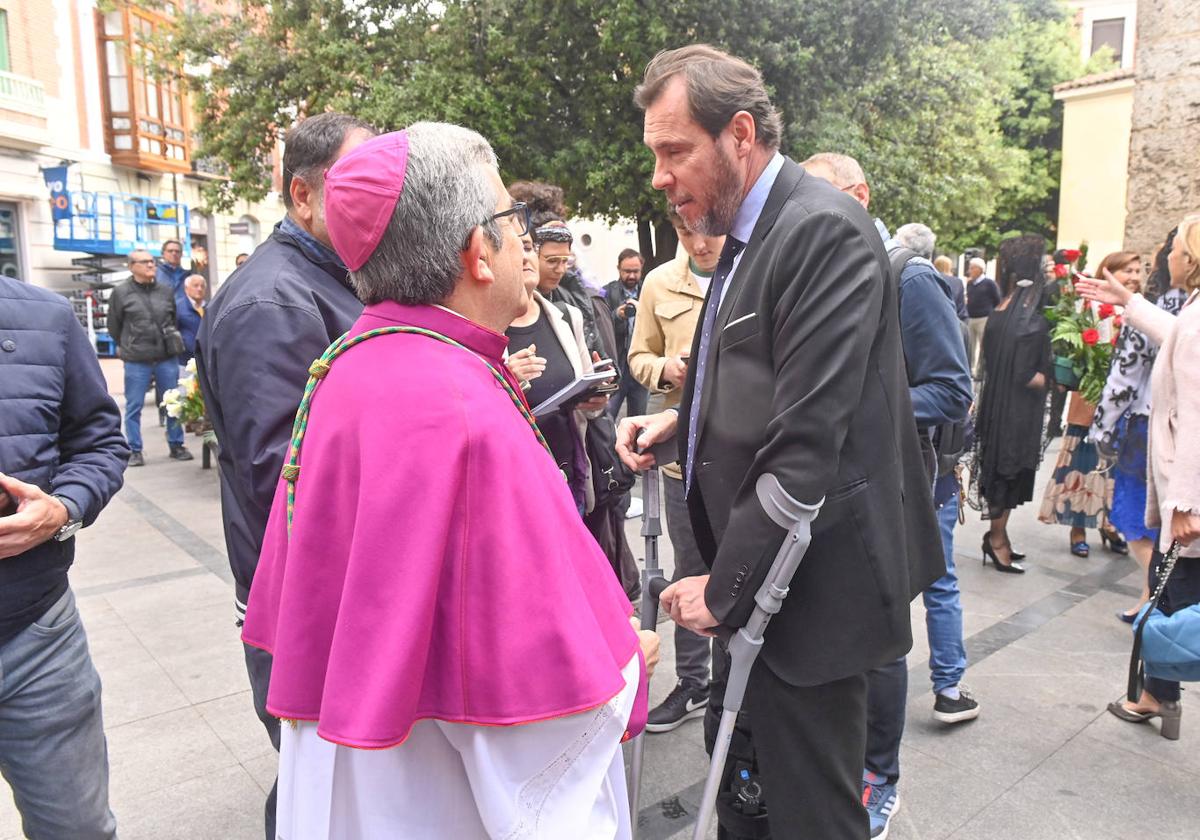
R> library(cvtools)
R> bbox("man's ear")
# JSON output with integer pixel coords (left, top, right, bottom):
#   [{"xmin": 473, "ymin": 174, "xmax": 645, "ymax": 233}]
[
  {"xmin": 290, "ymin": 177, "xmax": 315, "ymax": 225},
  {"xmin": 461, "ymin": 226, "xmax": 497, "ymax": 288},
  {"xmin": 850, "ymin": 182, "xmax": 871, "ymax": 209},
  {"xmin": 729, "ymin": 111, "xmax": 757, "ymax": 158}
]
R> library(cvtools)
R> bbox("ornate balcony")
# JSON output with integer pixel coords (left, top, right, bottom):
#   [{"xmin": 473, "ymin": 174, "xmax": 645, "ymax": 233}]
[{"xmin": 0, "ymin": 71, "xmax": 49, "ymax": 147}]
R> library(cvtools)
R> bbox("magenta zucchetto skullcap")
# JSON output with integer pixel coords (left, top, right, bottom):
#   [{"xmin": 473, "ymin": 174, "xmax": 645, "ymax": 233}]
[{"xmin": 324, "ymin": 130, "xmax": 410, "ymax": 271}]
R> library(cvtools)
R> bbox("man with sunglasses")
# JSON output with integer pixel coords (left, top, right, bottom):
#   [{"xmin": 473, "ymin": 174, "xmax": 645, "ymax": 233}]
[{"xmin": 108, "ymin": 250, "xmax": 191, "ymax": 465}]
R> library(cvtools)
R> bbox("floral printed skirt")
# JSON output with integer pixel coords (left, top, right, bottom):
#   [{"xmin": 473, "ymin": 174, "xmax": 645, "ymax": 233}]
[{"xmin": 1038, "ymin": 424, "xmax": 1114, "ymax": 530}]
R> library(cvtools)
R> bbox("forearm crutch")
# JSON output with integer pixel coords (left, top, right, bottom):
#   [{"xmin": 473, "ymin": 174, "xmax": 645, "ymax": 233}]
[
  {"xmin": 691, "ymin": 474, "xmax": 822, "ymax": 840},
  {"xmin": 627, "ymin": 463, "xmax": 664, "ymax": 835}
]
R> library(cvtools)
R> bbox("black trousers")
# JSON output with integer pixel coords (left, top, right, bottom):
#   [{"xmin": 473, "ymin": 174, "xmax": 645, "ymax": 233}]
[
  {"xmin": 707, "ymin": 639, "xmax": 870, "ymax": 839},
  {"xmin": 1145, "ymin": 551, "xmax": 1200, "ymax": 703},
  {"xmin": 864, "ymin": 657, "xmax": 908, "ymax": 783},
  {"xmin": 243, "ymin": 642, "xmax": 280, "ymax": 840}
]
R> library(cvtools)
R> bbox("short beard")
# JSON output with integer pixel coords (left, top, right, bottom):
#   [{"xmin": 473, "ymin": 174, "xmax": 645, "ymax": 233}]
[{"xmin": 690, "ymin": 148, "xmax": 742, "ymax": 237}]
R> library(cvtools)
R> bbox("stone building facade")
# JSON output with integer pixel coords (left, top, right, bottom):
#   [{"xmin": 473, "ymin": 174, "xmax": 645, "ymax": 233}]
[{"xmin": 1122, "ymin": 0, "xmax": 1200, "ymax": 257}]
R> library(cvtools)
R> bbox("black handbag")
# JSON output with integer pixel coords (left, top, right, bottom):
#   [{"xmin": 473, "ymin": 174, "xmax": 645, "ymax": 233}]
[
  {"xmin": 162, "ymin": 324, "xmax": 186, "ymax": 357},
  {"xmin": 1127, "ymin": 541, "xmax": 1184, "ymax": 702},
  {"xmin": 585, "ymin": 413, "xmax": 636, "ymax": 510}
]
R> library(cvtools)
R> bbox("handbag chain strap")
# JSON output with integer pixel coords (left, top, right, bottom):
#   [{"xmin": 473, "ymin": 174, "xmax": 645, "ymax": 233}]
[{"xmin": 1127, "ymin": 540, "xmax": 1184, "ymax": 702}]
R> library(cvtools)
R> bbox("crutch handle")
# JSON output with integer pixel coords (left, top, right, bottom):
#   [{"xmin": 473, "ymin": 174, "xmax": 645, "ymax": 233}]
[{"xmin": 648, "ymin": 576, "xmax": 671, "ymax": 601}]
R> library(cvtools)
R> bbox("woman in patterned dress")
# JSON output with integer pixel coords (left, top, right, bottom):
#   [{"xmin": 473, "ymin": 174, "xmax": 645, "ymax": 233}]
[{"xmin": 1037, "ymin": 252, "xmax": 1140, "ymax": 557}]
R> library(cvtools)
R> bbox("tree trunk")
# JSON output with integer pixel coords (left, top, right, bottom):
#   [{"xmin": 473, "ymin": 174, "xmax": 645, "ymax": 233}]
[
  {"xmin": 638, "ymin": 213, "xmax": 678, "ymax": 272},
  {"xmin": 654, "ymin": 219, "xmax": 678, "ymax": 270},
  {"xmin": 637, "ymin": 216, "xmax": 655, "ymax": 267}
]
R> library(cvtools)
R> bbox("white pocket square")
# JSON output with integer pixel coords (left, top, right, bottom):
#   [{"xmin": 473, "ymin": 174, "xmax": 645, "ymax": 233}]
[{"xmin": 723, "ymin": 312, "xmax": 757, "ymax": 331}]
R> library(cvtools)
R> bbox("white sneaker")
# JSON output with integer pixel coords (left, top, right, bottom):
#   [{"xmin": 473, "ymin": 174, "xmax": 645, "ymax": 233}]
[{"xmin": 626, "ymin": 496, "xmax": 643, "ymax": 519}]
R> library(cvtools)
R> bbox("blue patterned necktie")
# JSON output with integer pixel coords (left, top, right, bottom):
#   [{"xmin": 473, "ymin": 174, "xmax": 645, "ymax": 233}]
[{"xmin": 685, "ymin": 236, "xmax": 745, "ymax": 492}]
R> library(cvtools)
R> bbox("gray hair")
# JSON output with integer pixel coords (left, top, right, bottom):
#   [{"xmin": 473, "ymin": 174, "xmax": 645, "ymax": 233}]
[
  {"xmin": 351, "ymin": 122, "xmax": 502, "ymax": 306},
  {"xmin": 968, "ymin": 257, "xmax": 986, "ymax": 272},
  {"xmin": 896, "ymin": 223, "xmax": 936, "ymax": 259},
  {"xmin": 800, "ymin": 152, "xmax": 867, "ymax": 189},
  {"xmin": 282, "ymin": 112, "xmax": 378, "ymax": 209}
]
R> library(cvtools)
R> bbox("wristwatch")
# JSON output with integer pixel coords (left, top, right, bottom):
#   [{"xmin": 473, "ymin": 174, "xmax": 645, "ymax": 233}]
[{"xmin": 51, "ymin": 495, "xmax": 83, "ymax": 542}]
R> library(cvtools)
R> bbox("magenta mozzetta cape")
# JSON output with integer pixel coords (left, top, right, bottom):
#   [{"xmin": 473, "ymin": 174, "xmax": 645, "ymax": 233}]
[{"xmin": 242, "ymin": 302, "xmax": 645, "ymax": 748}]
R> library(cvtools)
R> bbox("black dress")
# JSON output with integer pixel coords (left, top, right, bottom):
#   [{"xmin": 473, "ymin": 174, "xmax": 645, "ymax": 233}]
[{"xmin": 975, "ymin": 291, "xmax": 1051, "ymax": 512}]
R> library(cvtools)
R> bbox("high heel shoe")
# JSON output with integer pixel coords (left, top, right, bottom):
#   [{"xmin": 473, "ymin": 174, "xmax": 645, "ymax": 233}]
[
  {"xmin": 1070, "ymin": 540, "xmax": 1090, "ymax": 558},
  {"xmin": 1100, "ymin": 528, "xmax": 1130, "ymax": 555},
  {"xmin": 1160, "ymin": 702, "xmax": 1182, "ymax": 740},
  {"xmin": 982, "ymin": 534, "xmax": 1026, "ymax": 574},
  {"xmin": 1107, "ymin": 698, "xmax": 1181, "ymax": 740}
]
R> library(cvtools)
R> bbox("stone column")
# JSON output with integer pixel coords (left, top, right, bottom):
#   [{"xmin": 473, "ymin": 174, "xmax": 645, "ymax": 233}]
[{"xmin": 1122, "ymin": 0, "xmax": 1200, "ymax": 259}]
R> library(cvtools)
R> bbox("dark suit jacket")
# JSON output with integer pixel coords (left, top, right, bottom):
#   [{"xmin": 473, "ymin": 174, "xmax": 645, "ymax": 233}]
[{"xmin": 680, "ymin": 158, "xmax": 943, "ymax": 688}]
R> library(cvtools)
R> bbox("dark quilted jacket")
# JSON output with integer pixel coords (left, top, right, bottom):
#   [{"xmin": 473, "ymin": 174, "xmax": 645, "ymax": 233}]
[{"xmin": 0, "ymin": 276, "xmax": 129, "ymax": 641}]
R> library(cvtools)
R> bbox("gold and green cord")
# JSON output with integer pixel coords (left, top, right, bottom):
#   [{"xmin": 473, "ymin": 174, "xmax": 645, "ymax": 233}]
[{"xmin": 282, "ymin": 326, "xmax": 552, "ymax": 533}]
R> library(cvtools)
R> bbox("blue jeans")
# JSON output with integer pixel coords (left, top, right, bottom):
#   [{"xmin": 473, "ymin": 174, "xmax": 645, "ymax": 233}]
[
  {"xmin": 0, "ymin": 589, "xmax": 116, "ymax": 839},
  {"xmin": 924, "ymin": 492, "xmax": 968, "ymax": 693},
  {"xmin": 124, "ymin": 358, "xmax": 183, "ymax": 451}
]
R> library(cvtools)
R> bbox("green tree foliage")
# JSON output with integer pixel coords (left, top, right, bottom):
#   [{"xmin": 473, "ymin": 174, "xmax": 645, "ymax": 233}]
[{"xmin": 165, "ymin": 0, "xmax": 1096, "ymax": 261}]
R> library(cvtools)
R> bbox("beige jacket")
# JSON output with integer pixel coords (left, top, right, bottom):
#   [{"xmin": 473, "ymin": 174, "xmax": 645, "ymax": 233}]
[
  {"xmin": 1124, "ymin": 290, "xmax": 1200, "ymax": 556},
  {"xmin": 627, "ymin": 253, "xmax": 707, "ymax": 480}
]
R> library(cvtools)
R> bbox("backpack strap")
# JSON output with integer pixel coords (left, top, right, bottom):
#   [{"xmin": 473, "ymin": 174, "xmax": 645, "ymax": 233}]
[{"xmin": 887, "ymin": 244, "xmax": 919, "ymax": 286}]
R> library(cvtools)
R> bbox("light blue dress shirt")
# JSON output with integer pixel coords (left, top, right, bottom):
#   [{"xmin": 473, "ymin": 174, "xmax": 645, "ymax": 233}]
[{"xmin": 712, "ymin": 152, "xmax": 786, "ymax": 315}]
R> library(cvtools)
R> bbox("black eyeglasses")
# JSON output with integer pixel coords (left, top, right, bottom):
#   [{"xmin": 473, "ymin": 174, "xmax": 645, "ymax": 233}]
[{"xmin": 490, "ymin": 202, "xmax": 530, "ymax": 237}]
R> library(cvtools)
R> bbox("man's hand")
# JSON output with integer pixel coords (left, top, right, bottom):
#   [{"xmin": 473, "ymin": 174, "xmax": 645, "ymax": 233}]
[
  {"xmin": 616, "ymin": 410, "xmax": 678, "ymax": 472},
  {"xmin": 621, "ymin": 299, "xmax": 639, "ymax": 318},
  {"xmin": 0, "ymin": 473, "xmax": 70, "ymax": 560},
  {"xmin": 1172, "ymin": 509, "xmax": 1200, "ymax": 547},
  {"xmin": 630, "ymin": 618, "xmax": 661, "ymax": 679},
  {"xmin": 660, "ymin": 575, "xmax": 719, "ymax": 637},
  {"xmin": 661, "ymin": 356, "xmax": 688, "ymax": 389}
]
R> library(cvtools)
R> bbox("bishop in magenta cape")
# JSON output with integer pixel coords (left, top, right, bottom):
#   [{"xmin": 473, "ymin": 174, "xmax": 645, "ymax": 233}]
[{"xmin": 241, "ymin": 302, "xmax": 646, "ymax": 749}]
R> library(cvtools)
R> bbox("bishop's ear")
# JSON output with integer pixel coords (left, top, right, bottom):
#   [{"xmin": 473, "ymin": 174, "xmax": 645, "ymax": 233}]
[{"xmin": 462, "ymin": 226, "xmax": 497, "ymax": 287}]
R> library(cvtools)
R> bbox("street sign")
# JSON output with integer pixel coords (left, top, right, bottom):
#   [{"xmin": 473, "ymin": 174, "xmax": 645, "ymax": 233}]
[{"xmin": 228, "ymin": 222, "xmax": 251, "ymax": 235}]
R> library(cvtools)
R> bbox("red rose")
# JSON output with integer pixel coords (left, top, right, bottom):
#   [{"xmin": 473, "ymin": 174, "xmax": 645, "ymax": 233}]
[
  {"xmin": 1111, "ymin": 334, "xmax": 1119, "ymax": 346},
  {"xmin": 1099, "ymin": 303, "xmax": 1115, "ymax": 319},
  {"xmin": 1082, "ymin": 329, "xmax": 1100, "ymax": 345},
  {"xmin": 1114, "ymin": 315, "xmax": 1123, "ymax": 329},
  {"xmin": 1063, "ymin": 249, "xmax": 1082, "ymax": 262},
  {"xmin": 1054, "ymin": 264, "xmax": 1070, "ymax": 278}
]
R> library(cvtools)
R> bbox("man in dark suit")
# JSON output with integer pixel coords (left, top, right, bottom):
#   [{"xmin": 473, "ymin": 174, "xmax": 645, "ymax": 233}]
[{"xmin": 617, "ymin": 45, "xmax": 943, "ymax": 837}]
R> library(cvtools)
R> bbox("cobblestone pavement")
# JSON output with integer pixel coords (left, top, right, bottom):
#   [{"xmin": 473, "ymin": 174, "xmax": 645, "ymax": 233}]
[{"xmin": 3, "ymin": 361, "xmax": 1196, "ymax": 839}]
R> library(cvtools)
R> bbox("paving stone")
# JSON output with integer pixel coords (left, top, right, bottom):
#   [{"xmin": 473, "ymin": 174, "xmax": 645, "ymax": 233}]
[
  {"xmin": 195, "ymin": 691, "xmax": 276, "ymax": 765},
  {"xmin": 1008, "ymin": 733, "xmax": 1198, "ymax": 839},
  {"xmin": 113, "ymin": 765, "xmax": 263, "ymax": 840},
  {"xmin": 106, "ymin": 706, "xmax": 240, "ymax": 810}
]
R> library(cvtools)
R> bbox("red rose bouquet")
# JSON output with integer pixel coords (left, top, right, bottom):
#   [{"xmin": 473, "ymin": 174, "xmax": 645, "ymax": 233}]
[{"xmin": 1045, "ymin": 245, "xmax": 1120, "ymax": 403}]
